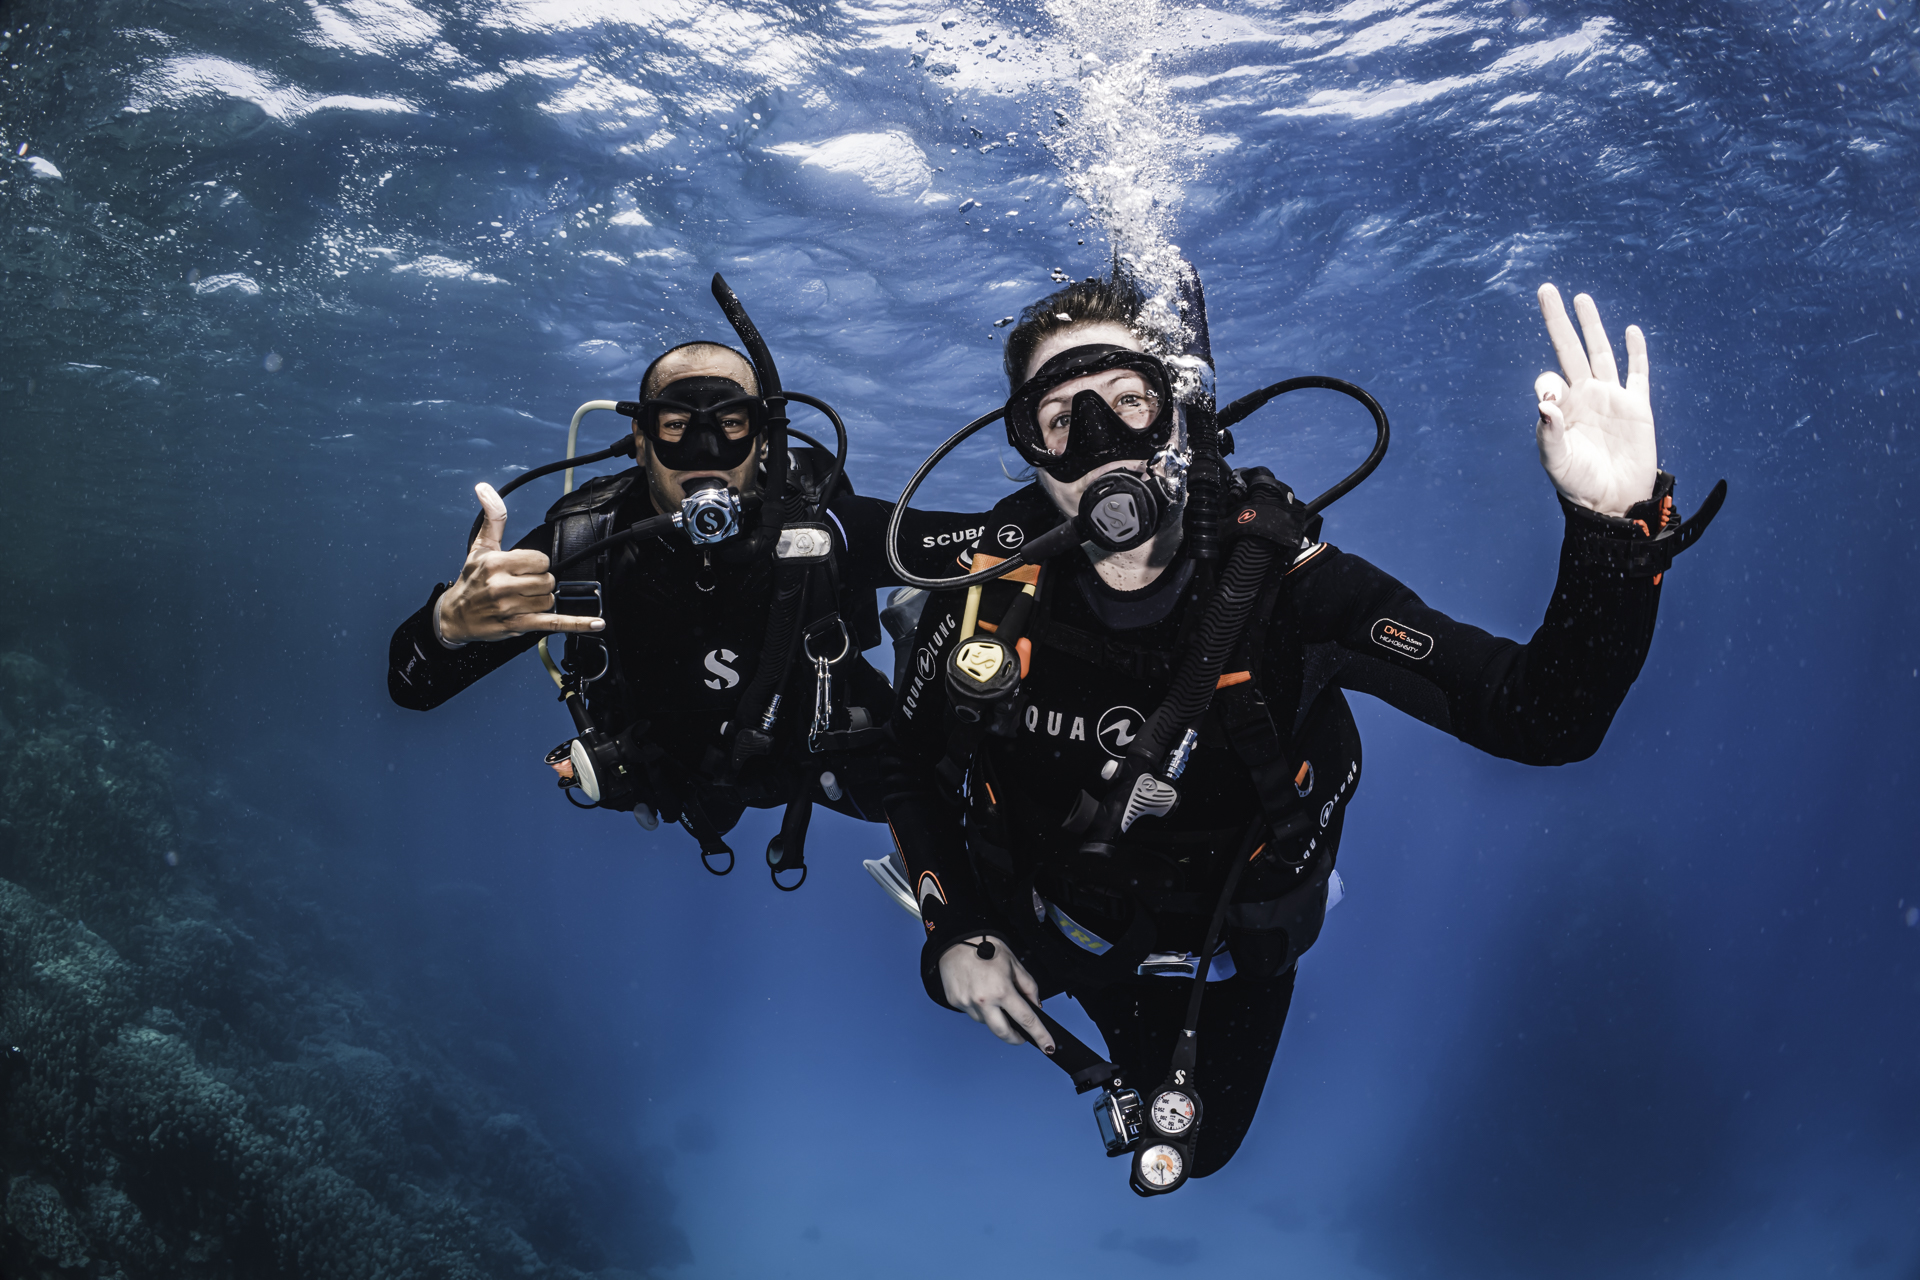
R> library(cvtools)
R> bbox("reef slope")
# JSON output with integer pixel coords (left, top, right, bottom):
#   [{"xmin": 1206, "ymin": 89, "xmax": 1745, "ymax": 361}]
[{"xmin": 0, "ymin": 653, "xmax": 621, "ymax": 1279}]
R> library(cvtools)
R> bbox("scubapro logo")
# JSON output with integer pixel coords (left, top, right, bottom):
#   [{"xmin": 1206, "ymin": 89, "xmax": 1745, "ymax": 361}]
[
  {"xmin": 703, "ymin": 648, "xmax": 741, "ymax": 690},
  {"xmin": 1095, "ymin": 705, "xmax": 1144, "ymax": 758},
  {"xmin": 996, "ymin": 524, "xmax": 1025, "ymax": 550}
]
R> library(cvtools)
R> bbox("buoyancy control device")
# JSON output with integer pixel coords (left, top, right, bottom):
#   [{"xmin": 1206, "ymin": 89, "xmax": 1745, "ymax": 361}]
[
  {"xmin": 471, "ymin": 274, "xmax": 864, "ymax": 890},
  {"xmin": 882, "ymin": 266, "xmax": 1727, "ymax": 1194}
]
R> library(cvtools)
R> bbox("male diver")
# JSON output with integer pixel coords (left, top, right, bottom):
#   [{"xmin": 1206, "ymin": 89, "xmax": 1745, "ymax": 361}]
[
  {"xmin": 388, "ymin": 278, "xmax": 979, "ymax": 884},
  {"xmin": 879, "ymin": 274, "xmax": 1722, "ymax": 1193}
]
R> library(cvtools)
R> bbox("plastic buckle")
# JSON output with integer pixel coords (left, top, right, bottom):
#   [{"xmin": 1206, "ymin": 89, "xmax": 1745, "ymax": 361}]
[
  {"xmin": 554, "ymin": 582, "xmax": 609, "ymax": 682},
  {"xmin": 554, "ymin": 581, "xmax": 603, "ymax": 617}
]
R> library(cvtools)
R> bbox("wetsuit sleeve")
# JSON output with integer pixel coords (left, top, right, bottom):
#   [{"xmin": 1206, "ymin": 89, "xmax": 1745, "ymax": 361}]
[
  {"xmin": 829, "ymin": 493, "xmax": 986, "ymax": 591},
  {"xmin": 1287, "ymin": 498, "xmax": 1664, "ymax": 765},
  {"xmin": 879, "ymin": 583, "xmax": 1009, "ymax": 1007},
  {"xmin": 386, "ymin": 523, "xmax": 549, "ymax": 711}
]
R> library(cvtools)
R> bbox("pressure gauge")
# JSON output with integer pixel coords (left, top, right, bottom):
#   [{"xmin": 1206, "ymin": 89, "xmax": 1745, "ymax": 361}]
[
  {"xmin": 1134, "ymin": 1143, "xmax": 1185, "ymax": 1190},
  {"xmin": 1149, "ymin": 1090, "xmax": 1196, "ymax": 1136}
]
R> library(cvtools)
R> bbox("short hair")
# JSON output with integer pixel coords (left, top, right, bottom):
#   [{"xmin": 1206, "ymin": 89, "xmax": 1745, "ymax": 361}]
[
  {"xmin": 1002, "ymin": 275, "xmax": 1145, "ymax": 392},
  {"xmin": 640, "ymin": 341, "xmax": 758, "ymax": 398}
]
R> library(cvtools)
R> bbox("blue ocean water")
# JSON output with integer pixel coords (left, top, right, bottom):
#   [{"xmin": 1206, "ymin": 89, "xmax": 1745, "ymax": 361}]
[{"xmin": 1, "ymin": 0, "xmax": 1916, "ymax": 1275}]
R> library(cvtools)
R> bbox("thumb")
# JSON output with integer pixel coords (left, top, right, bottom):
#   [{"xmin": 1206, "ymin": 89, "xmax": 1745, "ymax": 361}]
[
  {"xmin": 1535, "ymin": 399, "xmax": 1570, "ymax": 480},
  {"xmin": 471, "ymin": 483, "xmax": 507, "ymax": 555}
]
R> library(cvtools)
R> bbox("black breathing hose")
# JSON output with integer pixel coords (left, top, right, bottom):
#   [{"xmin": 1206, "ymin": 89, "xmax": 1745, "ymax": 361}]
[
  {"xmin": 546, "ymin": 512, "xmax": 680, "ymax": 578},
  {"xmin": 883, "ymin": 409, "xmax": 1082, "ymax": 591},
  {"xmin": 778, "ymin": 392, "xmax": 849, "ymax": 506},
  {"xmin": 465, "ymin": 437, "xmax": 637, "ymax": 552},
  {"xmin": 466, "ymin": 391, "xmax": 847, "ymax": 580},
  {"xmin": 1217, "ymin": 375, "xmax": 1390, "ymax": 516},
  {"xmin": 1075, "ymin": 529, "xmax": 1278, "ymax": 852},
  {"xmin": 1132, "ymin": 533, "xmax": 1274, "ymax": 766},
  {"xmin": 885, "ymin": 374, "xmax": 1390, "ymax": 595},
  {"xmin": 1184, "ymin": 398, "xmax": 1225, "ymax": 565}
]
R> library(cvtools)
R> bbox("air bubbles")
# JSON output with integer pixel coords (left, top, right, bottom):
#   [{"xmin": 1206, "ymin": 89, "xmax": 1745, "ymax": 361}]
[
  {"xmin": 1510, "ymin": 0, "xmax": 1531, "ymax": 15},
  {"xmin": 262, "ymin": 352, "xmax": 283, "ymax": 372},
  {"xmin": 164, "ymin": 851, "xmax": 179, "ymax": 867}
]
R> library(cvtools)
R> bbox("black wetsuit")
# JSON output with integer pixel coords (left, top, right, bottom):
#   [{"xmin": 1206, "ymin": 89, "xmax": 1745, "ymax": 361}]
[
  {"xmin": 388, "ymin": 451, "xmax": 983, "ymax": 833},
  {"xmin": 885, "ymin": 480, "xmax": 1666, "ymax": 1177}
]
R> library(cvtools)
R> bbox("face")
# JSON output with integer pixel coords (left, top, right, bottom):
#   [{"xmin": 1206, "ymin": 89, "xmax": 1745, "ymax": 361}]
[
  {"xmin": 638, "ymin": 348, "xmax": 763, "ymax": 510},
  {"xmin": 1032, "ymin": 368, "xmax": 1163, "ymax": 458},
  {"xmin": 1024, "ymin": 322, "xmax": 1181, "ymax": 523}
]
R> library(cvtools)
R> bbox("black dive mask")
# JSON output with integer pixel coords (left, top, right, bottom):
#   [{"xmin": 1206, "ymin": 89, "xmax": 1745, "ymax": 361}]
[
  {"xmin": 634, "ymin": 376, "xmax": 766, "ymax": 472},
  {"xmin": 1006, "ymin": 345, "xmax": 1177, "ymax": 482}
]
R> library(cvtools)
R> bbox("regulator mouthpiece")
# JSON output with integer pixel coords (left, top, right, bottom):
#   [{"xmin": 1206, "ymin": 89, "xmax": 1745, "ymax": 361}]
[
  {"xmin": 1079, "ymin": 470, "xmax": 1165, "ymax": 553},
  {"xmin": 677, "ymin": 478, "xmax": 743, "ymax": 545}
]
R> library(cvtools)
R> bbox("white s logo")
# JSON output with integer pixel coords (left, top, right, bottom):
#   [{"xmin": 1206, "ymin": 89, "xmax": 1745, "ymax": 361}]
[{"xmin": 703, "ymin": 648, "xmax": 741, "ymax": 690}]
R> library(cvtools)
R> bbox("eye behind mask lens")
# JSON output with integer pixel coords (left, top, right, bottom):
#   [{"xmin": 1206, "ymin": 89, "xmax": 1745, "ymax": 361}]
[
  {"xmin": 639, "ymin": 375, "xmax": 765, "ymax": 471},
  {"xmin": 1004, "ymin": 348, "xmax": 1175, "ymax": 483}
]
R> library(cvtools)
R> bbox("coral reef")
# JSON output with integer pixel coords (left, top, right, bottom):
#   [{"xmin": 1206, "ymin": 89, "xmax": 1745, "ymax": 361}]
[{"xmin": 0, "ymin": 653, "xmax": 623, "ymax": 1278}]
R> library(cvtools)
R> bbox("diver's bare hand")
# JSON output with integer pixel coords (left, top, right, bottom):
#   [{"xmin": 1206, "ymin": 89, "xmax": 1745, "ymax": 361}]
[
  {"xmin": 435, "ymin": 482, "xmax": 606, "ymax": 645},
  {"xmin": 938, "ymin": 937, "xmax": 1056, "ymax": 1053},
  {"xmin": 1533, "ymin": 283, "xmax": 1659, "ymax": 518}
]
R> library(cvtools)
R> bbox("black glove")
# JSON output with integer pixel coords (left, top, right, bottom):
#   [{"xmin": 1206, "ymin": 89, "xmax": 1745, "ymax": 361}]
[{"xmin": 1224, "ymin": 467, "xmax": 1314, "ymax": 551}]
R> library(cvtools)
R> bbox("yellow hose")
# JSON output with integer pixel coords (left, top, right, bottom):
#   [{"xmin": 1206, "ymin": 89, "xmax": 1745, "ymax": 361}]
[{"xmin": 959, "ymin": 584, "xmax": 983, "ymax": 642}]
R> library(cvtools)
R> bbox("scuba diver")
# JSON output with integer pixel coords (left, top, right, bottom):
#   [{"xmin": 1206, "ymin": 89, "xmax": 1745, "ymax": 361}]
[
  {"xmin": 388, "ymin": 275, "xmax": 981, "ymax": 887},
  {"xmin": 878, "ymin": 272, "xmax": 1724, "ymax": 1195}
]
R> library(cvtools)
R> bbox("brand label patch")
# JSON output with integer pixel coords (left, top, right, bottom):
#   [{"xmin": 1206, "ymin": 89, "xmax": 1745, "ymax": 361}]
[{"xmin": 1370, "ymin": 618, "xmax": 1434, "ymax": 660}]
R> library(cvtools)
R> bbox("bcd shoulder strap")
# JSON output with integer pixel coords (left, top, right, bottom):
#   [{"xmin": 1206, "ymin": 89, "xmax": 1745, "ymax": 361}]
[{"xmin": 548, "ymin": 471, "xmax": 642, "ymax": 688}]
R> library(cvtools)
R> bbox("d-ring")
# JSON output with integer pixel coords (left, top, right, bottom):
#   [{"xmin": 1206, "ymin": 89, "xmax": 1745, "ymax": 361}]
[{"xmin": 802, "ymin": 618, "xmax": 851, "ymax": 666}]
